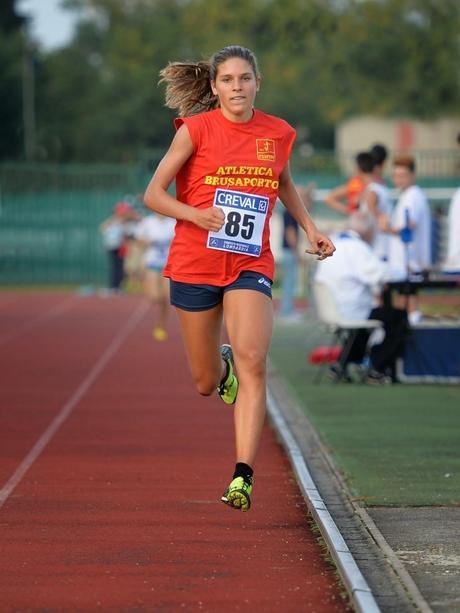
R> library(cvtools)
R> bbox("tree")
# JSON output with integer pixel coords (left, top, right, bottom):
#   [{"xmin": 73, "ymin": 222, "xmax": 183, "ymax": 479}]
[
  {"xmin": 36, "ymin": 0, "xmax": 189, "ymax": 161},
  {"xmin": 0, "ymin": 1, "xmax": 27, "ymax": 160},
  {"xmin": 9, "ymin": 0, "xmax": 460, "ymax": 163},
  {"xmin": 310, "ymin": 0, "xmax": 460, "ymax": 121}
]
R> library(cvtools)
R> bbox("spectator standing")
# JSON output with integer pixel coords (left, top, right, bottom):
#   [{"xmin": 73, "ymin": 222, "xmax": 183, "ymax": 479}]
[
  {"xmin": 370, "ymin": 143, "xmax": 388, "ymax": 183},
  {"xmin": 279, "ymin": 208, "xmax": 301, "ymax": 319},
  {"xmin": 382, "ymin": 155, "xmax": 431, "ymax": 280},
  {"xmin": 443, "ymin": 134, "xmax": 460, "ymax": 273},
  {"xmin": 122, "ymin": 201, "xmax": 144, "ymax": 288},
  {"xmin": 99, "ymin": 202, "xmax": 133, "ymax": 293},
  {"xmin": 358, "ymin": 151, "xmax": 393, "ymax": 261},
  {"xmin": 279, "ymin": 183, "xmax": 315, "ymax": 319},
  {"xmin": 324, "ymin": 155, "xmax": 365, "ymax": 216},
  {"xmin": 443, "ymin": 187, "xmax": 460, "ymax": 273}
]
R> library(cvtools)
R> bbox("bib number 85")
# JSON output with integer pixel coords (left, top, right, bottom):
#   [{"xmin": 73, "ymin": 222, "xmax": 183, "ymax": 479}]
[{"xmin": 225, "ymin": 212, "xmax": 256, "ymax": 240}]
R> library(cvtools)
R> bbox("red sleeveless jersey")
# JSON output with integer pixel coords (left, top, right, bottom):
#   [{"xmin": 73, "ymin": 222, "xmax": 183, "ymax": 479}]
[{"xmin": 163, "ymin": 108, "xmax": 296, "ymax": 285}]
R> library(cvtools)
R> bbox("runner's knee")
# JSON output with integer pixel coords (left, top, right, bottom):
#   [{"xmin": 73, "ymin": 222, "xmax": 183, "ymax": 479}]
[
  {"xmin": 235, "ymin": 347, "xmax": 267, "ymax": 380},
  {"xmin": 193, "ymin": 370, "xmax": 220, "ymax": 396},
  {"xmin": 195, "ymin": 378, "xmax": 217, "ymax": 396}
]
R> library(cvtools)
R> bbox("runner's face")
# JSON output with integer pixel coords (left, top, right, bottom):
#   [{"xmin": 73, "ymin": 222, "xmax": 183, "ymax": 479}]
[{"xmin": 211, "ymin": 58, "xmax": 260, "ymax": 122}]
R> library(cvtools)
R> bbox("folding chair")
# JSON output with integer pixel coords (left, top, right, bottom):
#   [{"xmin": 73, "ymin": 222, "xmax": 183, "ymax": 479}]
[{"xmin": 312, "ymin": 281, "xmax": 384, "ymax": 382}]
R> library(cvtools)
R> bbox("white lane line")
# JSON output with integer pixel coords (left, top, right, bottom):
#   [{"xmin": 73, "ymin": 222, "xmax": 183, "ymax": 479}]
[
  {"xmin": 0, "ymin": 299, "xmax": 149, "ymax": 510},
  {"xmin": 0, "ymin": 295, "xmax": 76, "ymax": 347},
  {"xmin": 266, "ymin": 386, "xmax": 381, "ymax": 613}
]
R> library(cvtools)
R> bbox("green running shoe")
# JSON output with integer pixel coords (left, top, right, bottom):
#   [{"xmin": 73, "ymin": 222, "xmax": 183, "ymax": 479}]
[
  {"xmin": 217, "ymin": 344, "xmax": 239, "ymax": 405},
  {"xmin": 221, "ymin": 476, "xmax": 252, "ymax": 512}
]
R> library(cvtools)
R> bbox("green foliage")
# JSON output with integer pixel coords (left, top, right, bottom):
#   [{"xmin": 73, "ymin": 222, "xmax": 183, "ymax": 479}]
[
  {"xmin": 323, "ymin": 0, "xmax": 460, "ymax": 120},
  {"xmin": 3, "ymin": 0, "xmax": 460, "ymax": 162}
]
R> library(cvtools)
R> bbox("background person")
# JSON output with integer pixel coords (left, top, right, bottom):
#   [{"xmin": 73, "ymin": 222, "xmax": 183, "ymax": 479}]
[
  {"xmin": 143, "ymin": 45, "xmax": 335, "ymax": 512},
  {"xmin": 382, "ymin": 155, "xmax": 432, "ymax": 280},
  {"xmin": 99, "ymin": 201, "xmax": 134, "ymax": 293},
  {"xmin": 370, "ymin": 143, "xmax": 388, "ymax": 183},
  {"xmin": 324, "ymin": 155, "xmax": 365, "ymax": 216},
  {"xmin": 358, "ymin": 151, "xmax": 393, "ymax": 261},
  {"xmin": 380, "ymin": 155, "xmax": 431, "ymax": 323},
  {"xmin": 442, "ymin": 134, "xmax": 460, "ymax": 274},
  {"xmin": 279, "ymin": 208, "xmax": 301, "ymax": 319},
  {"xmin": 122, "ymin": 198, "xmax": 144, "ymax": 289},
  {"xmin": 442, "ymin": 186, "xmax": 460, "ymax": 273},
  {"xmin": 279, "ymin": 183, "xmax": 315, "ymax": 320},
  {"xmin": 135, "ymin": 212, "xmax": 176, "ymax": 341},
  {"xmin": 314, "ymin": 212, "xmax": 407, "ymax": 383}
]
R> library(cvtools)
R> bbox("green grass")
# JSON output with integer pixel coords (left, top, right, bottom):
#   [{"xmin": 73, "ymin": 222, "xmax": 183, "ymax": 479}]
[{"xmin": 269, "ymin": 318, "xmax": 460, "ymax": 506}]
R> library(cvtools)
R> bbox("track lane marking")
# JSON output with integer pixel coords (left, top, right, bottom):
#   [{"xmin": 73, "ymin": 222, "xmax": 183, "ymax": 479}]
[{"xmin": 0, "ymin": 299, "xmax": 149, "ymax": 510}]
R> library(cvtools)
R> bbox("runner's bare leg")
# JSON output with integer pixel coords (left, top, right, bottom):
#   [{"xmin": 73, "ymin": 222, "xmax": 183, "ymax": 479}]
[
  {"xmin": 223, "ymin": 289, "xmax": 273, "ymax": 467},
  {"xmin": 175, "ymin": 304, "xmax": 225, "ymax": 395}
]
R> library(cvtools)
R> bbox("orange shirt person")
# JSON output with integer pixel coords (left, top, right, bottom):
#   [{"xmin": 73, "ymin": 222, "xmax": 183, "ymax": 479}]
[
  {"xmin": 324, "ymin": 159, "xmax": 366, "ymax": 216},
  {"xmin": 144, "ymin": 45, "xmax": 335, "ymax": 512}
]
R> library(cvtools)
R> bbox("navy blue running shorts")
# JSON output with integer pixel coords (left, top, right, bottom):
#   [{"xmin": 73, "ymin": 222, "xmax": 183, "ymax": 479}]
[{"xmin": 170, "ymin": 270, "xmax": 273, "ymax": 312}]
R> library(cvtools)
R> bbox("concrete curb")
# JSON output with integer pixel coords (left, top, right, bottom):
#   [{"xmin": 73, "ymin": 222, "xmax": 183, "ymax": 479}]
[{"xmin": 267, "ymin": 386, "xmax": 381, "ymax": 613}]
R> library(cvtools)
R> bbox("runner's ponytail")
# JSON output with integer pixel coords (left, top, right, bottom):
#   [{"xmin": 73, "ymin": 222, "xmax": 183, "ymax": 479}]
[{"xmin": 159, "ymin": 61, "xmax": 218, "ymax": 117}]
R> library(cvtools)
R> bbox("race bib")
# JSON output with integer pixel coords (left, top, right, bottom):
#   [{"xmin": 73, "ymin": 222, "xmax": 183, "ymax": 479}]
[{"xmin": 207, "ymin": 189, "xmax": 269, "ymax": 257}]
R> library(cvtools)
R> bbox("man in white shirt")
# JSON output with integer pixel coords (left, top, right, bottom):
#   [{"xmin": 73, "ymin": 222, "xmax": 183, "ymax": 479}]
[
  {"xmin": 314, "ymin": 212, "xmax": 408, "ymax": 383},
  {"xmin": 315, "ymin": 212, "xmax": 387, "ymax": 320},
  {"xmin": 382, "ymin": 155, "xmax": 432, "ymax": 280}
]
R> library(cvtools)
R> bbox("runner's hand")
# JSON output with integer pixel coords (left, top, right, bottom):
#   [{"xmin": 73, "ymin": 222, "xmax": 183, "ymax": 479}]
[
  {"xmin": 192, "ymin": 207, "xmax": 225, "ymax": 231},
  {"xmin": 305, "ymin": 230, "xmax": 335, "ymax": 261}
]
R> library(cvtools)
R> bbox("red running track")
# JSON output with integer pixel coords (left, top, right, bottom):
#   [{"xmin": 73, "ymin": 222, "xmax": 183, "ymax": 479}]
[{"xmin": 0, "ymin": 291, "xmax": 347, "ymax": 611}]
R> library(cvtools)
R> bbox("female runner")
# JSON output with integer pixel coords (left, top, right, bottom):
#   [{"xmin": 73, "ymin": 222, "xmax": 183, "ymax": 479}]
[{"xmin": 144, "ymin": 45, "xmax": 335, "ymax": 511}]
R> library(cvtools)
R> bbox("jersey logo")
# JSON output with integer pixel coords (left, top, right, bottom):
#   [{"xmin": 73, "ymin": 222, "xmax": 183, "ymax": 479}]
[{"xmin": 256, "ymin": 139, "xmax": 276, "ymax": 162}]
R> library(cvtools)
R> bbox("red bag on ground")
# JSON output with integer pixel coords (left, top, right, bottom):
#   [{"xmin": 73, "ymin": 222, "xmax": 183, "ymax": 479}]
[{"xmin": 308, "ymin": 346, "xmax": 342, "ymax": 364}]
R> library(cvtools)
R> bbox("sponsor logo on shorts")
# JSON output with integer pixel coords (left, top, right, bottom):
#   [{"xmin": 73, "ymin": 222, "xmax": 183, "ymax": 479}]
[
  {"xmin": 256, "ymin": 139, "xmax": 276, "ymax": 162},
  {"xmin": 258, "ymin": 277, "xmax": 271, "ymax": 288}
]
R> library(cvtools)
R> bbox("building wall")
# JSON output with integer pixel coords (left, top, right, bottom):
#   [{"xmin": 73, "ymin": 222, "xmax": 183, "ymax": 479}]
[{"xmin": 336, "ymin": 116, "xmax": 460, "ymax": 176}]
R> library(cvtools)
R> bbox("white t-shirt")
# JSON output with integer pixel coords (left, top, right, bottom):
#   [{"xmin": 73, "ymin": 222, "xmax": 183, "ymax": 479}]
[
  {"xmin": 314, "ymin": 230, "xmax": 387, "ymax": 320},
  {"xmin": 101, "ymin": 220, "xmax": 124, "ymax": 249},
  {"xmin": 362, "ymin": 181, "xmax": 393, "ymax": 261},
  {"xmin": 443, "ymin": 187, "xmax": 460, "ymax": 272},
  {"xmin": 135, "ymin": 215, "xmax": 176, "ymax": 270},
  {"xmin": 387, "ymin": 185, "xmax": 431, "ymax": 279}
]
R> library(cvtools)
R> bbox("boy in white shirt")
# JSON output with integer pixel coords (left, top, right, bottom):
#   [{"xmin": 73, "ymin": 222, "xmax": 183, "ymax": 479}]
[
  {"xmin": 380, "ymin": 155, "xmax": 432, "ymax": 323},
  {"xmin": 382, "ymin": 155, "xmax": 431, "ymax": 280}
]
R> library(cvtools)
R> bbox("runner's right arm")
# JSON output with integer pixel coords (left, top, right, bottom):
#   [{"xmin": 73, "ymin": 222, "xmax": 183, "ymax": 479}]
[{"xmin": 144, "ymin": 124, "xmax": 225, "ymax": 232}]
